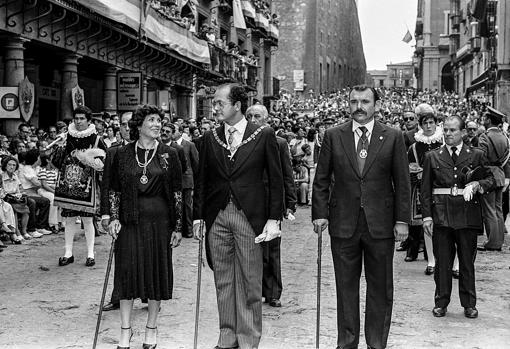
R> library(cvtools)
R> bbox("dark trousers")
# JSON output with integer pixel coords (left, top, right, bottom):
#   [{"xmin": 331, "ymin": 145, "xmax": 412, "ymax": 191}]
[
  {"xmin": 406, "ymin": 225, "xmax": 423, "ymax": 259},
  {"xmin": 262, "ymin": 237, "xmax": 282, "ymax": 300},
  {"xmin": 182, "ymin": 188, "xmax": 193, "ymax": 236},
  {"xmin": 330, "ymin": 209, "xmax": 395, "ymax": 349},
  {"xmin": 26, "ymin": 195, "xmax": 50, "ymax": 231},
  {"xmin": 432, "ymin": 226, "xmax": 478, "ymax": 309}
]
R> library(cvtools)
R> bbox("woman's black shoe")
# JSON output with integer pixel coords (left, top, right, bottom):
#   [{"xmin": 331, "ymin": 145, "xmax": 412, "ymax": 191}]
[
  {"xmin": 58, "ymin": 256, "xmax": 74, "ymax": 266},
  {"xmin": 85, "ymin": 257, "xmax": 95, "ymax": 267},
  {"xmin": 404, "ymin": 256, "xmax": 417, "ymax": 262}
]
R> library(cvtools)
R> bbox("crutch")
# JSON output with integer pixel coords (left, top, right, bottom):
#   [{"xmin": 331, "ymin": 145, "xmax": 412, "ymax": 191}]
[
  {"xmin": 315, "ymin": 225, "xmax": 323, "ymax": 349},
  {"xmin": 92, "ymin": 238, "xmax": 115, "ymax": 349},
  {"xmin": 193, "ymin": 220, "xmax": 205, "ymax": 349}
]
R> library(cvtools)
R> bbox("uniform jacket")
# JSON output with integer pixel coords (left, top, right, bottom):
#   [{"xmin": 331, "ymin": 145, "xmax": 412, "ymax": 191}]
[
  {"xmin": 421, "ymin": 144, "xmax": 495, "ymax": 230},
  {"xmin": 312, "ymin": 120, "xmax": 411, "ymax": 239},
  {"xmin": 478, "ymin": 127, "xmax": 510, "ymax": 186}
]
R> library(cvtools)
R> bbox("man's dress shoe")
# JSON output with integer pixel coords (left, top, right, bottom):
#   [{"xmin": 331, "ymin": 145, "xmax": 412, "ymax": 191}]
[
  {"xmin": 432, "ymin": 307, "xmax": 447, "ymax": 317},
  {"xmin": 425, "ymin": 266, "xmax": 435, "ymax": 275},
  {"xmin": 268, "ymin": 298, "xmax": 281, "ymax": 307},
  {"xmin": 464, "ymin": 307, "xmax": 478, "ymax": 318},
  {"xmin": 102, "ymin": 302, "xmax": 120, "ymax": 311}
]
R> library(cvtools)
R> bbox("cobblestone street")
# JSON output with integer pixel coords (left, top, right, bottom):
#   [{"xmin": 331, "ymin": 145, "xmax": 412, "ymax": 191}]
[{"xmin": 1, "ymin": 206, "xmax": 509, "ymax": 349}]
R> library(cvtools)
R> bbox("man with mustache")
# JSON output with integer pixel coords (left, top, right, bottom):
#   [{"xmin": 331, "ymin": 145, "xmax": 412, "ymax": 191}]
[{"xmin": 312, "ymin": 85, "xmax": 411, "ymax": 349}]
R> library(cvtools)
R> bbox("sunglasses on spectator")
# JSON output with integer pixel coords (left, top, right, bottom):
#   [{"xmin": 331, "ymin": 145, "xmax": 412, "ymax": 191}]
[
  {"xmin": 467, "ymin": 127, "xmax": 477, "ymax": 131},
  {"xmin": 161, "ymin": 129, "xmax": 173, "ymax": 134},
  {"xmin": 403, "ymin": 117, "xmax": 415, "ymax": 121}
]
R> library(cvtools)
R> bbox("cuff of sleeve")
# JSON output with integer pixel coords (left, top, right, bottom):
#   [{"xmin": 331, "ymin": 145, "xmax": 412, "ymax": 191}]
[
  {"xmin": 101, "ymin": 215, "xmax": 110, "ymax": 221},
  {"xmin": 423, "ymin": 217, "xmax": 433, "ymax": 222},
  {"xmin": 193, "ymin": 219, "xmax": 204, "ymax": 226},
  {"xmin": 396, "ymin": 221, "xmax": 408, "ymax": 225}
]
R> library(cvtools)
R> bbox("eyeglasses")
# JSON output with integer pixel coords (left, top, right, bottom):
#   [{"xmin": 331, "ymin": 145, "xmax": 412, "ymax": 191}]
[
  {"xmin": 403, "ymin": 117, "xmax": 415, "ymax": 121},
  {"xmin": 161, "ymin": 129, "xmax": 173, "ymax": 134},
  {"xmin": 467, "ymin": 128, "xmax": 477, "ymax": 131}
]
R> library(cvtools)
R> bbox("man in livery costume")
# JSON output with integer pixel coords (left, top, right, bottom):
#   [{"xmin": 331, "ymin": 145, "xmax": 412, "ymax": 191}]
[{"xmin": 53, "ymin": 106, "xmax": 107, "ymax": 267}]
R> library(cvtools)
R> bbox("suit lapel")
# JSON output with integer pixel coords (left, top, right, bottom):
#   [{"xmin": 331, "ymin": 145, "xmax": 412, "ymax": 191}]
[
  {"xmin": 338, "ymin": 121, "xmax": 359, "ymax": 177},
  {"xmin": 362, "ymin": 121, "xmax": 387, "ymax": 176},
  {"xmin": 231, "ymin": 122, "xmax": 261, "ymax": 174},
  {"xmin": 438, "ymin": 145, "xmax": 454, "ymax": 166}
]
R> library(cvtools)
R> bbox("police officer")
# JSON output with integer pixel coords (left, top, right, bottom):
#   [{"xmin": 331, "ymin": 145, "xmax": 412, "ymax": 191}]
[{"xmin": 421, "ymin": 115, "xmax": 495, "ymax": 319}]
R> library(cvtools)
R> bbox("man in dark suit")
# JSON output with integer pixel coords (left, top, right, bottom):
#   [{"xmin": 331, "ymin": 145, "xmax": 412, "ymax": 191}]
[
  {"xmin": 463, "ymin": 121, "xmax": 480, "ymax": 147},
  {"xmin": 171, "ymin": 123, "xmax": 199, "ymax": 238},
  {"xmin": 403, "ymin": 110, "xmax": 419, "ymax": 149},
  {"xmin": 421, "ymin": 115, "xmax": 495, "ymax": 319},
  {"xmin": 161, "ymin": 123, "xmax": 187, "ymax": 174},
  {"xmin": 477, "ymin": 107, "xmax": 510, "ymax": 251},
  {"xmin": 312, "ymin": 85, "xmax": 411, "ymax": 349},
  {"xmin": 100, "ymin": 111, "xmax": 132, "ymax": 312},
  {"xmin": 246, "ymin": 104, "xmax": 297, "ymax": 308},
  {"xmin": 193, "ymin": 84, "xmax": 283, "ymax": 349}
]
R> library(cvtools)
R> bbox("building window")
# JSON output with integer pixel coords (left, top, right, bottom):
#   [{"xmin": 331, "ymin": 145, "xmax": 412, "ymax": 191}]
[
  {"xmin": 319, "ymin": 63, "xmax": 323, "ymax": 92},
  {"xmin": 393, "ymin": 80, "xmax": 397, "ymax": 87},
  {"xmin": 379, "ymin": 80, "xmax": 385, "ymax": 87},
  {"xmin": 405, "ymin": 80, "xmax": 410, "ymax": 87}
]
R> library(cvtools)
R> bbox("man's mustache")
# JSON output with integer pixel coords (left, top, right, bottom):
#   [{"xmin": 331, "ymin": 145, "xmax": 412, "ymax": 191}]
[{"xmin": 353, "ymin": 109, "xmax": 366, "ymax": 115}]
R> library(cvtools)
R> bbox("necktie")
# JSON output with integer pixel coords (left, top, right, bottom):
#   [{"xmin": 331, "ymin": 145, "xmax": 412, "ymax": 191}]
[
  {"xmin": 356, "ymin": 126, "xmax": 369, "ymax": 174},
  {"xmin": 227, "ymin": 127, "xmax": 237, "ymax": 154},
  {"xmin": 451, "ymin": 146, "xmax": 458, "ymax": 163}
]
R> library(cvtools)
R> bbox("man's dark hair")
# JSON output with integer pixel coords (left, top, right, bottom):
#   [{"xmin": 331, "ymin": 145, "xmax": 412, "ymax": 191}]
[
  {"xmin": 484, "ymin": 111, "xmax": 503, "ymax": 126},
  {"xmin": 73, "ymin": 106, "xmax": 93, "ymax": 121},
  {"xmin": 129, "ymin": 104, "xmax": 164, "ymax": 141},
  {"xmin": 349, "ymin": 85, "xmax": 380, "ymax": 103},
  {"xmin": 23, "ymin": 149, "xmax": 40, "ymax": 166},
  {"xmin": 444, "ymin": 115, "xmax": 466, "ymax": 130},
  {"xmin": 226, "ymin": 84, "xmax": 249, "ymax": 114},
  {"xmin": 418, "ymin": 113, "xmax": 437, "ymax": 125},
  {"xmin": 18, "ymin": 123, "xmax": 30, "ymax": 131}
]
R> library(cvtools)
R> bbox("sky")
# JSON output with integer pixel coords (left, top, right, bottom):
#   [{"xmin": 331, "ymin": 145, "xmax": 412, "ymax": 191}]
[{"xmin": 357, "ymin": 0, "xmax": 418, "ymax": 70}]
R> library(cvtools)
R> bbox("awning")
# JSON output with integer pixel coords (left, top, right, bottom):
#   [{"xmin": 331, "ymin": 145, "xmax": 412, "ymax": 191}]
[
  {"xmin": 471, "ymin": 68, "xmax": 489, "ymax": 86},
  {"xmin": 241, "ymin": 0, "xmax": 256, "ymax": 19},
  {"xmin": 73, "ymin": 0, "xmax": 141, "ymax": 31},
  {"xmin": 144, "ymin": 7, "xmax": 210, "ymax": 64},
  {"xmin": 466, "ymin": 77, "xmax": 488, "ymax": 96},
  {"xmin": 269, "ymin": 24, "xmax": 279, "ymax": 39}
]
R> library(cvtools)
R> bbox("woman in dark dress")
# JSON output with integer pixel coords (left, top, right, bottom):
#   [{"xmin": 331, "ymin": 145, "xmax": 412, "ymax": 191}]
[
  {"xmin": 405, "ymin": 104, "xmax": 443, "ymax": 275},
  {"xmin": 108, "ymin": 104, "xmax": 183, "ymax": 349}
]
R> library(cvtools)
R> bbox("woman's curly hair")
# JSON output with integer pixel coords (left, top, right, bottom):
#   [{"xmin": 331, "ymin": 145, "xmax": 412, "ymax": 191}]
[{"xmin": 129, "ymin": 104, "xmax": 164, "ymax": 141}]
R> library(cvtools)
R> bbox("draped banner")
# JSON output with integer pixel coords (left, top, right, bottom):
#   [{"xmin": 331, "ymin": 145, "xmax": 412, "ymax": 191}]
[
  {"xmin": 144, "ymin": 7, "xmax": 210, "ymax": 64},
  {"xmin": 255, "ymin": 12, "xmax": 269, "ymax": 31},
  {"xmin": 241, "ymin": 0, "xmax": 256, "ymax": 20},
  {"xmin": 233, "ymin": 0, "xmax": 247, "ymax": 29},
  {"xmin": 269, "ymin": 23, "xmax": 279, "ymax": 40},
  {"xmin": 73, "ymin": 0, "xmax": 141, "ymax": 31}
]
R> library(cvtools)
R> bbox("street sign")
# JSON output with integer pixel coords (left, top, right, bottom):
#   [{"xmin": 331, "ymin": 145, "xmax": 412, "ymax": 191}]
[{"xmin": 117, "ymin": 72, "xmax": 142, "ymax": 111}]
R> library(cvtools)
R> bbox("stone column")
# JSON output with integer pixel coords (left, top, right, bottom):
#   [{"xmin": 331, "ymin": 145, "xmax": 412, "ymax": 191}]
[
  {"xmin": 496, "ymin": 0, "xmax": 510, "ymax": 115},
  {"xmin": 230, "ymin": 16, "xmax": 238, "ymax": 44},
  {"xmin": 60, "ymin": 54, "xmax": 81, "ymax": 120},
  {"xmin": 142, "ymin": 77, "xmax": 149, "ymax": 104},
  {"xmin": 257, "ymin": 38, "xmax": 265, "ymax": 98},
  {"xmin": 246, "ymin": 29, "xmax": 254, "ymax": 55},
  {"xmin": 4, "ymin": 36, "xmax": 28, "ymax": 135},
  {"xmin": 423, "ymin": 0, "xmax": 432, "ymax": 46},
  {"xmin": 103, "ymin": 67, "xmax": 118, "ymax": 114}
]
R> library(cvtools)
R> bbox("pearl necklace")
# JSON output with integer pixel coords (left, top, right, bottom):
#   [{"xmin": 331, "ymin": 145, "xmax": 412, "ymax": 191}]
[{"xmin": 135, "ymin": 140, "xmax": 158, "ymax": 184}]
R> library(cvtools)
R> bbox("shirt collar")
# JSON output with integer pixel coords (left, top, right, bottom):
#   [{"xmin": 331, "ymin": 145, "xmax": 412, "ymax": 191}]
[
  {"xmin": 446, "ymin": 142, "xmax": 463, "ymax": 154},
  {"xmin": 352, "ymin": 118, "xmax": 375, "ymax": 135},
  {"xmin": 176, "ymin": 137, "xmax": 183, "ymax": 145},
  {"xmin": 226, "ymin": 117, "xmax": 248, "ymax": 136},
  {"xmin": 2, "ymin": 172, "xmax": 15, "ymax": 181}
]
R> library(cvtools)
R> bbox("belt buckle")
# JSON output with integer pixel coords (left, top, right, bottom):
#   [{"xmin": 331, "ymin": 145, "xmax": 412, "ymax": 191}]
[{"xmin": 451, "ymin": 186, "xmax": 459, "ymax": 196}]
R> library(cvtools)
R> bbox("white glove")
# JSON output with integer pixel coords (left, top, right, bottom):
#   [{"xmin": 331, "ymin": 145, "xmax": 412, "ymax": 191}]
[
  {"xmin": 255, "ymin": 219, "xmax": 281, "ymax": 243},
  {"xmin": 287, "ymin": 212, "xmax": 296, "ymax": 221},
  {"xmin": 463, "ymin": 184, "xmax": 474, "ymax": 202}
]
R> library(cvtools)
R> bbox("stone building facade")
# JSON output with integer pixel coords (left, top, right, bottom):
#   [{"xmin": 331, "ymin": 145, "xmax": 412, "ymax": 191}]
[
  {"xmin": 273, "ymin": 0, "xmax": 365, "ymax": 98},
  {"xmin": 0, "ymin": 0, "xmax": 278, "ymax": 134}
]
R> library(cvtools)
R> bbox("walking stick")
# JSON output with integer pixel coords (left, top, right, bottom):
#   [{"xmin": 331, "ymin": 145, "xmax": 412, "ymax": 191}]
[
  {"xmin": 92, "ymin": 238, "xmax": 115, "ymax": 349},
  {"xmin": 193, "ymin": 220, "xmax": 205, "ymax": 349},
  {"xmin": 315, "ymin": 225, "xmax": 323, "ymax": 349}
]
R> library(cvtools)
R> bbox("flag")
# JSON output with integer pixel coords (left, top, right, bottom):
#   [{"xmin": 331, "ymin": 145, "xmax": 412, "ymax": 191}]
[
  {"xmin": 402, "ymin": 29, "xmax": 412, "ymax": 43},
  {"xmin": 233, "ymin": 0, "xmax": 246, "ymax": 29}
]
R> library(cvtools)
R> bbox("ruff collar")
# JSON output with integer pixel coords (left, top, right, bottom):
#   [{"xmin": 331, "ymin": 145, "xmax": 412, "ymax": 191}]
[
  {"xmin": 414, "ymin": 127, "xmax": 443, "ymax": 145},
  {"xmin": 68, "ymin": 123, "xmax": 96, "ymax": 138}
]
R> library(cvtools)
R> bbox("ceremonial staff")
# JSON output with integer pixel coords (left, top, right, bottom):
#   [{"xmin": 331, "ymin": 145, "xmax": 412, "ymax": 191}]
[
  {"xmin": 193, "ymin": 220, "xmax": 205, "ymax": 349},
  {"xmin": 92, "ymin": 237, "xmax": 115, "ymax": 349},
  {"xmin": 315, "ymin": 225, "xmax": 323, "ymax": 349}
]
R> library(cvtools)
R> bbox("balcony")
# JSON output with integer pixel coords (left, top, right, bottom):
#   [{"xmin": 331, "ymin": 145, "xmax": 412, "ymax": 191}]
[
  {"xmin": 207, "ymin": 44, "xmax": 259, "ymax": 89},
  {"xmin": 439, "ymin": 35, "xmax": 450, "ymax": 49}
]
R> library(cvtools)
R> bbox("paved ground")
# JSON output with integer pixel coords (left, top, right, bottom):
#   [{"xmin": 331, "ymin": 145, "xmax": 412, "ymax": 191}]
[{"xmin": 1, "ymin": 206, "xmax": 509, "ymax": 349}]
